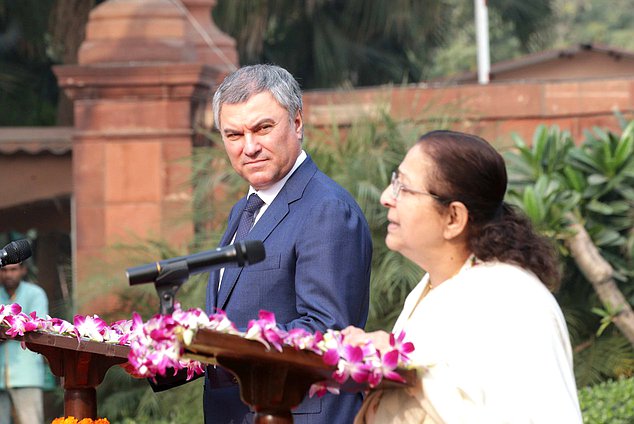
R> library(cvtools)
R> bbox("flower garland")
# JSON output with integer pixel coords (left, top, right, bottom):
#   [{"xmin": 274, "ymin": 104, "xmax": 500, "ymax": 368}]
[{"xmin": 0, "ymin": 302, "xmax": 414, "ymax": 396}]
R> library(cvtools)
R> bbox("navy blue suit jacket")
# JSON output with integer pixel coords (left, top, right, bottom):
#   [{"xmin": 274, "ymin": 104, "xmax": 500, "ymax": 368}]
[{"xmin": 204, "ymin": 156, "xmax": 372, "ymax": 424}]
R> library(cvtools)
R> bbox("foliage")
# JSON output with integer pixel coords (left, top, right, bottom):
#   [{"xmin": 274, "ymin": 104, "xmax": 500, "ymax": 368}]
[
  {"xmin": 578, "ymin": 377, "xmax": 634, "ymax": 424},
  {"xmin": 212, "ymin": 0, "xmax": 554, "ymax": 88},
  {"xmin": 551, "ymin": 0, "xmax": 634, "ymax": 50},
  {"xmin": 0, "ymin": 0, "xmax": 58, "ymax": 125},
  {"xmin": 213, "ymin": 0, "xmax": 450, "ymax": 88},
  {"xmin": 505, "ymin": 121, "xmax": 634, "ymax": 385}
]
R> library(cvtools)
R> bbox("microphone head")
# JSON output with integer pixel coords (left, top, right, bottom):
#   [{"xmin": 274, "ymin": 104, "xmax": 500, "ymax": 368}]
[
  {"xmin": 239, "ymin": 240, "xmax": 266, "ymax": 265},
  {"xmin": 3, "ymin": 239, "xmax": 32, "ymax": 265}
]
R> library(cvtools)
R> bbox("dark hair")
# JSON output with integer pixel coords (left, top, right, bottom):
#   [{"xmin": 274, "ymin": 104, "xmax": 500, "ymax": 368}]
[{"xmin": 417, "ymin": 130, "xmax": 561, "ymax": 291}]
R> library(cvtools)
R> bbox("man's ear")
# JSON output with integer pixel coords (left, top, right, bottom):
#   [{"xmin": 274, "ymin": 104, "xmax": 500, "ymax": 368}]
[
  {"xmin": 443, "ymin": 201, "xmax": 469, "ymax": 240},
  {"xmin": 294, "ymin": 112, "xmax": 303, "ymax": 139}
]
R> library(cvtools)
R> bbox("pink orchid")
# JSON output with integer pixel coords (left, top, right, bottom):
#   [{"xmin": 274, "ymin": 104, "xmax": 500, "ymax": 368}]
[
  {"xmin": 209, "ymin": 312, "xmax": 239, "ymax": 334},
  {"xmin": 284, "ymin": 328, "xmax": 320, "ymax": 353},
  {"xmin": 390, "ymin": 331, "xmax": 415, "ymax": 363},
  {"xmin": 108, "ymin": 319, "xmax": 134, "ymax": 345},
  {"xmin": 332, "ymin": 344, "xmax": 370, "ymax": 384},
  {"xmin": 73, "ymin": 314, "xmax": 108, "ymax": 342},
  {"xmin": 0, "ymin": 303, "xmax": 22, "ymax": 324},
  {"xmin": 367, "ymin": 349, "xmax": 405, "ymax": 388},
  {"xmin": 309, "ymin": 381, "xmax": 340, "ymax": 398},
  {"xmin": 245, "ymin": 310, "xmax": 286, "ymax": 351},
  {"xmin": 182, "ymin": 359, "xmax": 206, "ymax": 380},
  {"xmin": 4, "ymin": 314, "xmax": 39, "ymax": 337},
  {"xmin": 43, "ymin": 317, "xmax": 75, "ymax": 336}
]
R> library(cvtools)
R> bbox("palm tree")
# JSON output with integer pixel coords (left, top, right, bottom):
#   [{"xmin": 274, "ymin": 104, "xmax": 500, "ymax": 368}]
[{"xmin": 212, "ymin": 0, "xmax": 555, "ymax": 89}]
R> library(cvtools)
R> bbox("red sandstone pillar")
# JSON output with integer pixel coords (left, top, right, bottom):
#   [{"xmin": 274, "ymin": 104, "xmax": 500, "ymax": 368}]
[{"xmin": 53, "ymin": 0, "xmax": 237, "ymax": 309}]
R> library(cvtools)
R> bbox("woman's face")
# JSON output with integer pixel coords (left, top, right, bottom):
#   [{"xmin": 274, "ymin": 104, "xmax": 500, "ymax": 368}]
[{"xmin": 380, "ymin": 145, "xmax": 447, "ymax": 266}]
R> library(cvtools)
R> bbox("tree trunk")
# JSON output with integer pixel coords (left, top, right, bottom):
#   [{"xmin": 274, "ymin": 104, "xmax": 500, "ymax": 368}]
[{"xmin": 566, "ymin": 215, "xmax": 634, "ymax": 347}]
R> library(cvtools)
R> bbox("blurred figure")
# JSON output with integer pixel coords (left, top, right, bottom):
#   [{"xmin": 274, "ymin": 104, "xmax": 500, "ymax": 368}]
[
  {"xmin": 0, "ymin": 262, "xmax": 48, "ymax": 424},
  {"xmin": 344, "ymin": 130, "xmax": 582, "ymax": 423}
]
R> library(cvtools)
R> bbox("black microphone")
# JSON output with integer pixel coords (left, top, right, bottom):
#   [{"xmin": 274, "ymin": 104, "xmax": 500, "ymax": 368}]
[
  {"xmin": 0, "ymin": 239, "xmax": 32, "ymax": 267},
  {"xmin": 126, "ymin": 240, "xmax": 266, "ymax": 285}
]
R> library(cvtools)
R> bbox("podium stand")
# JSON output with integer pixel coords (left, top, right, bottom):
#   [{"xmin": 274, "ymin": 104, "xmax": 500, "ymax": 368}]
[
  {"xmin": 0, "ymin": 329, "xmax": 129, "ymax": 420},
  {"xmin": 184, "ymin": 328, "xmax": 416, "ymax": 424},
  {"xmin": 2, "ymin": 328, "xmax": 414, "ymax": 423}
]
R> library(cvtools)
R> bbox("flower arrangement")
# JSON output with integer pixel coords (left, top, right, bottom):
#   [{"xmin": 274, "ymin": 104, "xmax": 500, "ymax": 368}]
[
  {"xmin": 51, "ymin": 417, "xmax": 109, "ymax": 424},
  {"xmin": 0, "ymin": 302, "xmax": 414, "ymax": 396}
]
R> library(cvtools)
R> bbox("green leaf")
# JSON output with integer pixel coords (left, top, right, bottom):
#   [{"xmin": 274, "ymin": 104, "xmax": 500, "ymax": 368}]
[
  {"xmin": 606, "ymin": 200, "xmax": 631, "ymax": 215},
  {"xmin": 587, "ymin": 174, "xmax": 609, "ymax": 185},
  {"xmin": 614, "ymin": 124, "xmax": 634, "ymax": 168},
  {"xmin": 568, "ymin": 149, "xmax": 602, "ymax": 174},
  {"xmin": 522, "ymin": 186, "xmax": 545, "ymax": 222},
  {"xmin": 592, "ymin": 229, "xmax": 623, "ymax": 247},
  {"xmin": 586, "ymin": 199, "xmax": 614, "ymax": 215},
  {"xmin": 563, "ymin": 166, "xmax": 586, "ymax": 192}
]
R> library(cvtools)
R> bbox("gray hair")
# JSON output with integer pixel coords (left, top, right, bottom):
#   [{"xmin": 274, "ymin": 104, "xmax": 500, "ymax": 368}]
[{"xmin": 212, "ymin": 64, "xmax": 303, "ymax": 130}]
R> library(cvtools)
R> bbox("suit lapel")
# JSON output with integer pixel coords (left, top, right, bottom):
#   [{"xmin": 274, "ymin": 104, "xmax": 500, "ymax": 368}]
[
  {"xmin": 209, "ymin": 199, "xmax": 245, "ymax": 311},
  {"xmin": 216, "ymin": 157, "xmax": 318, "ymax": 310}
]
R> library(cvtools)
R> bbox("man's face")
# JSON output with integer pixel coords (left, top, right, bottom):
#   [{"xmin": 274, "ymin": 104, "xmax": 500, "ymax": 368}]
[
  {"xmin": 0, "ymin": 263, "xmax": 27, "ymax": 292},
  {"xmin": 219, "ymin": 91, "xmax": 303, "ymax": 190}
]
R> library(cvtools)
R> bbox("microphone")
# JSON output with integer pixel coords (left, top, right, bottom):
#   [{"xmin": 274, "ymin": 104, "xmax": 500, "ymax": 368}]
[
  {"xmin": 126, "ymin": 240, "xmax": 266, "ymax": 285},
  {"xmin": 0, "ymin": 239, "xmax": 32, "ymax": 267}
]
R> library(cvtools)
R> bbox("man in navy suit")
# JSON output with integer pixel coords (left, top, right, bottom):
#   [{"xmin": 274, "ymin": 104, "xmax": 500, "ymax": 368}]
[{"xmin": 205, "ymin": 64, "xmax": 372, "ymax": 423}]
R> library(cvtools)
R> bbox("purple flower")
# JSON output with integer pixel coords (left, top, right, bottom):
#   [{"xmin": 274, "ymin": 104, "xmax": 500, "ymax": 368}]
[
  {"xmin": 245, "ymin": 310, "xmax": 286, "ymax": 351},
  {"xmin": 4, "ymin": 314, "xmax": 38, "ymax": 337},
  {"xmin": 390, "ymin": 331, "xmax": 415, "ymax": 363},
  {"xmin": 43, "ymin": 317, "xmax": 74, "ymax": 336},
  {"xmin": 73, "ymin": 315, "xmax": 108, "ymax": 342},
  {"xmin": 309, "ymin": 381, "xmax": 340, "ymax": 398},
  {"xmin": 0, "ymin": 303, "xmax": 22, "ymax": 324}
]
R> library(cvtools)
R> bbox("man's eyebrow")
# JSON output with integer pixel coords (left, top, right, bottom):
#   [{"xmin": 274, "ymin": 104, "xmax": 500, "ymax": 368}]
[
  {"xmin": 222, "ymin": 127, "xmax": 241, "ymax": 135},
  {"xmin": 223, "ymin": 118, "xmax": 276, "ymax": 134},
  {"xmin": 250, "ymin": 118, "xmax": 276, "ymax": 128}
]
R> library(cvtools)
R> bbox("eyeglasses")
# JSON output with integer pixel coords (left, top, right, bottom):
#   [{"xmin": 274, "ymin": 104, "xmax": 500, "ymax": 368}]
[{"xmin": 390, "ymin": 171, "xmax": 444, "ymax": 201}]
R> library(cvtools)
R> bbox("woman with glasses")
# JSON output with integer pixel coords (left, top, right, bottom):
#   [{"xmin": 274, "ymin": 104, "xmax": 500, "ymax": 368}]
[{"xmin": 343, "ymin": 130, "xmax": 582, "ymax": 423}]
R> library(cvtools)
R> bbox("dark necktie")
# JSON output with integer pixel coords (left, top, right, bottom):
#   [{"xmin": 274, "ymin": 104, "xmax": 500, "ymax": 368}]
[{"xmin": 234, "ymin": 193, "xmax": 265, "ymax": 241}]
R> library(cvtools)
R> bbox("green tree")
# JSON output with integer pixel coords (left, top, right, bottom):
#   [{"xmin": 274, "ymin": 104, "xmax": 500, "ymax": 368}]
[
  {"xmin": 505, "ymin": 122, "xmax": 634, "ymax": 386},
  {"xmin": 551, "ymin": 0, "xmax": 634, "ymax": 50},
  {"xmin": 212, "ymin": 0, "xmax": 554, "ymax": 88},
  {"xmin": 0, "ymin": 0, "xmax": 57, "ymax": 126}
]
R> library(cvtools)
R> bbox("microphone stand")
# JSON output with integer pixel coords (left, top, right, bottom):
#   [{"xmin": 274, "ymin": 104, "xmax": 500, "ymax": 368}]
[{"xmin": 153, "ymin": 260, "xmax": 190, "ymax": 315}]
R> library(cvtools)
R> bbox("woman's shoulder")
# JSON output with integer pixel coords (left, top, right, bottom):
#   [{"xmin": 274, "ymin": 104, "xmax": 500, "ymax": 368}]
[
  {"xmin": 461, "ymin": 260, "xmax": 556, "ymax": 303},
  {"xmin": 469, "ymin": 260, "xmax": 543, "ymax": 285}
]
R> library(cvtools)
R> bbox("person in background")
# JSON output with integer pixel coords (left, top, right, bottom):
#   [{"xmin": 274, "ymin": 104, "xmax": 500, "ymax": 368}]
[
  {"xmin": 343, "ymin": 130, "xmax": 582, "ymax": 423},
  {"xmin": 0, "ymin": 262, "xmax": 48, "ymax": 424}
]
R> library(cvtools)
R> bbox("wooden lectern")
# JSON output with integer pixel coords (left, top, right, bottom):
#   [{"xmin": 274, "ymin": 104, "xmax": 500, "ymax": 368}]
[
  {"xmin": 1, "ymin": 328, "xmax": 414, "ymax": 423},
  {"xmin": 0, "ymin": 329, "xmax": 129, "ymax": 420},
  {"xmin": 184, "ymin": 329, "xmax": 416, "ymax": 424}
]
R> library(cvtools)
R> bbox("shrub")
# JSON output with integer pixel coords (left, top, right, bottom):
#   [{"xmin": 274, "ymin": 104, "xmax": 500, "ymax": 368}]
[{"xmin": 579, "ymin": 377, "xmax": 634, "ymax": 424}]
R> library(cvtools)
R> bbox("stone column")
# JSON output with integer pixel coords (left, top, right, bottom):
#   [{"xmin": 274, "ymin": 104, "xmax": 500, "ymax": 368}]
[{"xmin": 53, "ymin": 0, "xmax": 238, "ymax": 309}]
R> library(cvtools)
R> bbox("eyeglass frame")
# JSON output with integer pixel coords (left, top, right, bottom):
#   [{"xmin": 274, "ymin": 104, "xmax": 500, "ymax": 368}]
[{"xmin": 390, "ymin": 171, "xmax": 449, "ymax": 203}]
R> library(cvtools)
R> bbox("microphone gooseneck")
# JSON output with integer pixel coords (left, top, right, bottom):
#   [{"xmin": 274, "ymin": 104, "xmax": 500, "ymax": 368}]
[{"xmin": 126, "ymin": 240, "xmax": 266, "ymax": 285}]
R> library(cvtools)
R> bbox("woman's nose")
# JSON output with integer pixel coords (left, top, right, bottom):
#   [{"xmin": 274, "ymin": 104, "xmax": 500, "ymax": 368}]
[{"xmin": 380, "ymin": 185, "xmax": 394, "ymax": 208}]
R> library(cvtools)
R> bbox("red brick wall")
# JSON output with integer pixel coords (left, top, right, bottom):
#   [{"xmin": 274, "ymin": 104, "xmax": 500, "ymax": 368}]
[{"xmin": 303, "ymin": 77, "xmax": 634, "ymax": 146}]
